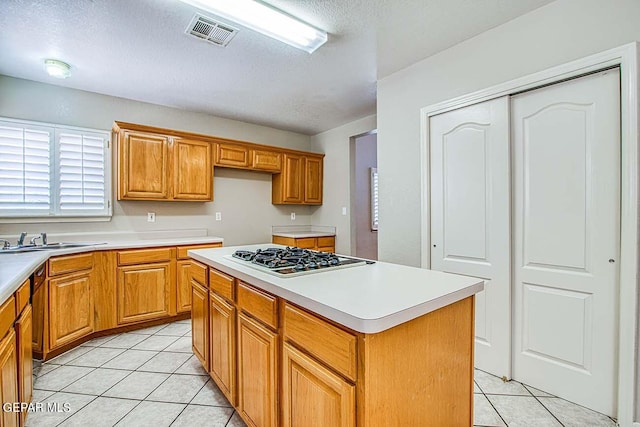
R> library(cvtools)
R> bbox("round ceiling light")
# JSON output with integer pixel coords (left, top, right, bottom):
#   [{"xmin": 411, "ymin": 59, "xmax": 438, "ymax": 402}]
[{"xmin": 44, "ymin": 59, "xmax": 71, "ymax": 79}]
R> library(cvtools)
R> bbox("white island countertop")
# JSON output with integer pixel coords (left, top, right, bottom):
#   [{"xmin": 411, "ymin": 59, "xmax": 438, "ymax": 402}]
[
  {"xmin": 0, "ymin": 236, "xmax": 223, "ymax": 305},
  {"xmin": 189, "ymin": 244, "xmax": 484, "ymax": 334}
]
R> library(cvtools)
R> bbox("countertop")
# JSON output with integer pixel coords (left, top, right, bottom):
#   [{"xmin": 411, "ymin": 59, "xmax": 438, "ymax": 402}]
[
  {"xmin": 0, "ymin": 236, "xmax": 224, "ymax": 305},
  {"xmin": 189, "ymin": 244, "xmax": 484, "ymax": 334},
  {"xmin": 272, "ymin": 231, "xmax": 335, "ymax": 238}
]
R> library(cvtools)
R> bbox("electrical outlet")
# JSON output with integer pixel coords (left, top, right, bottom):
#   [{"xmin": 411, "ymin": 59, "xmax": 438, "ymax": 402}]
[
  {"xmin": 147, "ymin": 212, "xmax": 156, "ymax": 223},
  {"xmin": 215, "ymin": 212, "xmax": 222, "ymax": 221},
  {"xmin": 342, "ymin": 207, "xmax": 347, "ymax": 215},
  {"xmin": 290, "ymin": 212, "xmax": 296, "ymax": 221}
]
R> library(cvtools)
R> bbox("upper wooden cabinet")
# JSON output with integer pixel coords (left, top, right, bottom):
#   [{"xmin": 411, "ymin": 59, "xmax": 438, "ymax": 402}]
[
  {"xmin": 114, "ymin": 121, "xmax": 323, "ymax": 204},
  {"xmin": 114, "ymin": 122, "xmax": 213, "ymax": 201},
  {"xmin": 272, "ymin": 153, "xmax": 324, "ymax": 205},
  {"xmin": 215, "ymin": 143, "xmax": 251, "ymax": 168},
  {"xmin": 215, "ymin": 143, "xmax": 282, "ymax": 173},
  {"xmin": 173, "ymin": 138, "xmax": 214, "ymax": 200}
]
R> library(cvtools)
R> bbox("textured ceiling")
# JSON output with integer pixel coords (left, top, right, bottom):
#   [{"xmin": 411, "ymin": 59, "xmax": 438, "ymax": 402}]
[{"xmin": 0, "ymin": 0, "xmax": 554, "ymax": 135}]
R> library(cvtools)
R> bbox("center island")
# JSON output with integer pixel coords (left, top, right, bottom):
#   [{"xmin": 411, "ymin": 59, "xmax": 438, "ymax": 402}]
[{"xmin": 188, "ymin": 244, "xmax": 484, "ymax": 427}]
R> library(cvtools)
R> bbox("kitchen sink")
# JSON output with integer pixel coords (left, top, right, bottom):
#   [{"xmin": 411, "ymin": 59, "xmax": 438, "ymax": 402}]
[{"xmin": 0, "ymin": 242, "xmax": 102, "ymax": 254}]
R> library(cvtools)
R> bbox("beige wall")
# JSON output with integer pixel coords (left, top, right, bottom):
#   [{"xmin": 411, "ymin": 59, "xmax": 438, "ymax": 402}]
[
  {"xmin": 376, "ymin": 0, "xmax": 640, "ymax": 266},
  {"xmin": 0, "ymin": 76, "xmax": 314, "ymax": 245},
  {"xmin": 310, "ymin": 115, "xmax": 376, "ymax": 255}
]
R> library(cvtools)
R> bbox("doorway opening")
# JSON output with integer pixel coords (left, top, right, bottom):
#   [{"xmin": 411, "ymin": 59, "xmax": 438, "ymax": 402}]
[{"xmin": 350, "ymin": 131, "xmax": 378, "ymax": 260}]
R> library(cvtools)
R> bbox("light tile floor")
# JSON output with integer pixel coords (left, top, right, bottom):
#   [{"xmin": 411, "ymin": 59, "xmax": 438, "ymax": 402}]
[{"xmin": 27, "ymin": 320, "xmax": 617, "ymax": 426}]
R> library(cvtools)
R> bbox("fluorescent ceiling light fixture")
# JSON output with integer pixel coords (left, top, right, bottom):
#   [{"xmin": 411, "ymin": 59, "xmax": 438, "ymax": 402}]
[
  {"xmin": 44, "ymin": 59, "xmax": 71, "ymax": 78},
  {"xmin": 179, "ymin": 0, "xmax": 327, "ymax": 53}
]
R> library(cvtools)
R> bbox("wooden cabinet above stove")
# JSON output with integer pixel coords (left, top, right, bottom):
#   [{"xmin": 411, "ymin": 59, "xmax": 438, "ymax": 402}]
[{"xmin": 113, "ymin": 121, "xmax": 323, "ymax": 205}]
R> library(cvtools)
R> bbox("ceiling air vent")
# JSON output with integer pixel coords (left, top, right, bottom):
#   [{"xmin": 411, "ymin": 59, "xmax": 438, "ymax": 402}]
[{"xmin": 185, "ymin": 14, "xmax": 239, "ymax": 47}]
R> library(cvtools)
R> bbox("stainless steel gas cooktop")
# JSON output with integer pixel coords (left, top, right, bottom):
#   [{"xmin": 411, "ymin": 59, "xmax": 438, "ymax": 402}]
[{"xmin": 226, "ymin": 247, "xmax": 373, "ymax": 277}]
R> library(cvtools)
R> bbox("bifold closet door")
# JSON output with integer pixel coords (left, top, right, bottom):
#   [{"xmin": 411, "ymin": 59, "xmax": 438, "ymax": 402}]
[
  {"xmin": 511, "ymin": 69, "xmax": 620, "ymax": 417},
  {"xmin": 430, "ymin": 96, "xmax": 511, "ymax": 379}
]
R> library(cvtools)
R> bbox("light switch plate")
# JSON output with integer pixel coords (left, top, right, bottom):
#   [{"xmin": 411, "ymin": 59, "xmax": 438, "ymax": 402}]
[
  {"xmin": 290, "ymin": 212, "xmax": 296, "ymax": 221},
  {"xmin": 215, "ymin": 212, "xmax": 222, "ymax": 221},
  {"xmin": 147, "ymin": 212, "xmax": 156, "ymax": 223}
]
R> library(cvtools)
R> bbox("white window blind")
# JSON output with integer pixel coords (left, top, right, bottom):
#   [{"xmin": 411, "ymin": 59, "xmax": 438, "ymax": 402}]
[
  {"xmin": 370, "ymin": 167, "xmax": 379, "ymax": 231},
  {"xmin": 0, "ymin": 124, "xmax": 51, "ymax": 212},
  {"xmin": 0, "ymin": 118, "xmax": 111, "ymax": 218},
  {"xmin": 58, "ymin": 131, "xmax": 106, "ymax": 212}
]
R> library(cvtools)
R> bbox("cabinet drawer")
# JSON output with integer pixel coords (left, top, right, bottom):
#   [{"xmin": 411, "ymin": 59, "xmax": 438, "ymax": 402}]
[
  {"xmin": 317, "ymin": 236, "xmax": 335, "ymax": 248},
  {"xmin": 0, "ymin": 295, "xmax": 16, "ymax": 339},
  {"xmin": 177, "ymin": 243, "xmax": 223, "ymax": 260},
  {"xmin": 190, "ymin": 261, "xmax": 208, "ymax": 286},
  {"xmin": 284, "ymin": 303, "xmax": 357, "ymax": 381},
  {"xmin": 118, "ymin": 248, "xmax": 173, "ymax": 265},
  {"xmin": 15, "ymin": 279, "xmax": 30, "ymax": 315},
  {"xmin": 210, "ymin": 268, "xmax": 234, "ymax": 301},
  {"xmin": 237, "ymin": 282, "xmax": 278, "ymax": 329},
  {"xmin": 295, "ymin": 238, "xmax": 316, "ymax": 249},
  {"xmin": 49, "ymin": 253, "xmax": 94, "ymax": 276}
]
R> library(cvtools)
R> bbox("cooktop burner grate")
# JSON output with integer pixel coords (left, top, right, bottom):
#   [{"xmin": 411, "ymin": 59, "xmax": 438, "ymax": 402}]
[{"xmin": 229, "ymin": 247, "xmax": 372, "ymax": 276}]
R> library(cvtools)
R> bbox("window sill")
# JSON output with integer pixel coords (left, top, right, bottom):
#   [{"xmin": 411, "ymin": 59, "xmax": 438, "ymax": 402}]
[{"xmin": 0, "ymin": 216, "xmax": 112, "ymax": 224}]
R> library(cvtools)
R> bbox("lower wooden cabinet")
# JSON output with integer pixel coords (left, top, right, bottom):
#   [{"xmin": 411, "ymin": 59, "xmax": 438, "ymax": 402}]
[
  {"xmin": 49, "ymin": 272, "xmax": 93, "ymax": 349},
  {"xmin": 237, "ymin": 313, "xmax": 278, "ymax": 427},
  {"xmin": 176, "ymin": 260, "xmax": 192, "ymax": 314},
  {"xmin": 0, "ymin": 330, "xmax": 19, "ymax": 427},
  {"xmin": 272, "ymin": 235, "xmax": 335, "ymax": 253},
  {"xmin": 282, "ymin": 343, "xmax": 355, "ymax": 427},
  {"xmin": 117, "ymin": 262, "xmax": 172, "ymax": 324},
  {"xmin": 209, "ymin": 292, "xmax": 235, "ymax": 404},
  {"xmin": 15, "ymin": 304, "xmax": 32, "ymax": 425},
  {"xmin": 191, "ymin": 279, "xmax": 209, "ymax": 367}
]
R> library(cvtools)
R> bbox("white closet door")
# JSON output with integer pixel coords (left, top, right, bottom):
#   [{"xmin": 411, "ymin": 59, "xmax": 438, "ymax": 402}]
[
  {"xmin": 430, "ymin": 96, "xmax": 511, "ymax": 379},
  {"xmin": 512, "ymin": 69, "xmax": 620, "ymax": 416}
]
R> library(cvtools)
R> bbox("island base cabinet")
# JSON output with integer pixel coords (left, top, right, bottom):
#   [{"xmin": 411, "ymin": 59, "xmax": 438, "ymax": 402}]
[
  {"xmin": 282, "ymin": 343, "xmax": 355, "ymax": 427},
  {"xmin": 209, "ymin": 292, "xmax": 235, "ymax": 405},
  {"xmin": 357, "ymin": 296, "xmax": 474, "ymax": 427},
  {"xmin": 237, "ymin": 313, "xmax": 278, "ymax": 427},
  {"xmin": 0, "ymin": 330, "xmax": 19, "ymax": 427},
  {"xmin": 191, "ymin": 280, "xmax": 208, "ymax": 368}
]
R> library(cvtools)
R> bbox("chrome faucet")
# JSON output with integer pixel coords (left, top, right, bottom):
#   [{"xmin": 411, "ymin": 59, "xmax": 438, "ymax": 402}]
[
  {"xmin": 0, "ymin": 239, "xmax": 10, "ymax": 249},
  {"xmin": 29, "ymin": 235, "xmax": 42, "ymax": 246},
  {"xmin": 17, "ymin": 231, "xmax": 27, "ymax": 246}
]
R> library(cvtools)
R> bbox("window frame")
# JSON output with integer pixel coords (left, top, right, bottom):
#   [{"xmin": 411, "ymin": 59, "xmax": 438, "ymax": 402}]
[{"xmin": 0, "ymin": 117, "xmax": 112, "ymax": 221}]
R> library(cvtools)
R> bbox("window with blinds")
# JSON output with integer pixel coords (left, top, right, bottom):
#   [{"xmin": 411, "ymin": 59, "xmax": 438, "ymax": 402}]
[
  {"xmin": 370, "ymin": 167, "xmax": 379, "ymax": 231},
  {"xmin": 0, "ymin": 118, "xmax": 111, "ymax": 218}
]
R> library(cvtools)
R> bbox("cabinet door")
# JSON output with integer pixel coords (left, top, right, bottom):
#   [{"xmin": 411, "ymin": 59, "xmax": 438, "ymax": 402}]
[
  {"xmin": 0, "ymin": 330, "xmax": 18, "ymax": 427},
  {"xmin": 252, "ymin": 150, "xmax": 281, "ymax": 172},
  {"xmin": 304, "ymin": 156, "xmax": 323, "ymax": 204},
  {"xmin": 49, "ymin": 272, "xmax": 93, "ymax": 349},
  {"xmin": 215, "ymin": 143, "xmax": 251, "ymax": 168},
  {"xmin": 209, "ymin": 292, "xmax": 235, "ymax": 405},
  {"xmin": 282, "ymin": 343, "xmax": 355, "ymax": 427},
  {"xmin": 237, "ymin": 313, "xmax": 278, "ymax": 427},
  {"xmin": 16, "ymin": 305, "xmax": 32, "ymax": 425},
  {"xmin": 274, "ymin": 153, "xmax": 304, "ymax": 204},
  {"xmin": 176, "ymin": 260, "xmax": 192, "ymax": 313},
  {"xmin": 191, "ymin": 280, "xmax": 208, "ymax": 368},
  {"xmin": 117, "ymin": 263, "xmax": 172, "ymax": 324},
  {"xmin": 119, "ymin": 131, "xmax": 170, "ymax": 200},
  {"xmin": 173, "ymin": 138, "xmax": 213, "ymax": 200}
]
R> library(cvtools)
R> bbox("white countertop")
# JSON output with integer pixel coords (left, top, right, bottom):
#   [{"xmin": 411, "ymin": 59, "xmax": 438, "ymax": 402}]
[
  {"xmin": 189, "ymin": 244, "xmax": 484, "ymax": 334},
  {"xmin": 272, "ymin": 231, "xmax": 335, "ymax": 238},
  {"xmin": 0, "ymin": 236, "xmax": 224, "ymax": 305}
]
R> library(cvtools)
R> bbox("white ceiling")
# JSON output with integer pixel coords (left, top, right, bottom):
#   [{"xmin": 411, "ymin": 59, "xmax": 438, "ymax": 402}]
[{"xmin": 0, "ymin": 0, "xmax": 554, "ymax": 135}]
